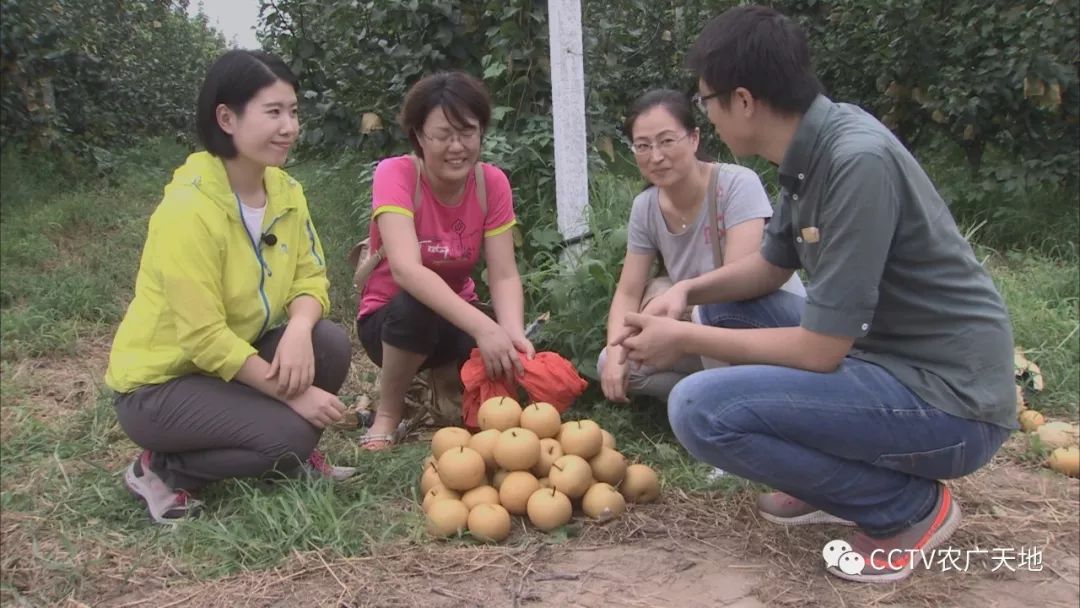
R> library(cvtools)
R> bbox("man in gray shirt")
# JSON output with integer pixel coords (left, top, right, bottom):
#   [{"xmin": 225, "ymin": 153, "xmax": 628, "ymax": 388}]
[{"xmin": 612, "ymin": 5, "xmax": 1015, "ymax": 583}]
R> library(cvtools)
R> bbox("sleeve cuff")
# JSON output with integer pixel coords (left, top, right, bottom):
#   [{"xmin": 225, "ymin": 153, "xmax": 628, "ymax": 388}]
[
  {"xmin": 802, "ymin": 301, "xmax": 874, "ymax": 338},
  {"xmin": 218, "ymin": 341, "xmax": 259, "ymax": 382},
  {"xmin": 761, "ymin": 234, "xmax": 801, "ymax": 269},
  {"xmin": 372, "ymin": 205, "xmax": 414, "ymax": 219},
  {"xmin": 484, "ymin": 219, "xmax": 516, "ymax": 238}
]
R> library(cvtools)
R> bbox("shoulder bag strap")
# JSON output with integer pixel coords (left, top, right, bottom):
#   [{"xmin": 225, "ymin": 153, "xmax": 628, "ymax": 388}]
[
  {"xmin": 474, "ymin": 161, "xmax": 488, "ymax": 215},
  {"xmin": 705, "ymin": 162, "xmax": 724, "ymax": 268}
]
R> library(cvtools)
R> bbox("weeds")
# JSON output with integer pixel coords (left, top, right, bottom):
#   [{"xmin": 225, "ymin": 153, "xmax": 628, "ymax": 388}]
[{"xmin": 1, "ymin": 139, "xmax": 1076, "ymax": 605}]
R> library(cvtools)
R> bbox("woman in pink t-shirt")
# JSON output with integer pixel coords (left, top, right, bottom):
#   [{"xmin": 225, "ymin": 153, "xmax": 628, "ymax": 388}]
[{"xmin": 357, "ymin": 72, "xmax": 534, "ymax": 449}]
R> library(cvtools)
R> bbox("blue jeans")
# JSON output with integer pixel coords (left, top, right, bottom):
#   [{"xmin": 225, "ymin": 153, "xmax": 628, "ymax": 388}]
[
  {"xmin": 696, "ymin": 289, "xmax": 805, "ymax": 330},
  {"xmin": 668, "ymin": 357, "xmax": 1011, "ymax": 535}
]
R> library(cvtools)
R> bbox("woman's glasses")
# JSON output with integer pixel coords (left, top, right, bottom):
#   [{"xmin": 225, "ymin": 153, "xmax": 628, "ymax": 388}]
[
  {"xmin": 629, "ymin": 132, "xmax": 691, "ymax": 156},
  {"xmin": 419, "ymin": 128, "xmax": 481, "ymax": 147}
]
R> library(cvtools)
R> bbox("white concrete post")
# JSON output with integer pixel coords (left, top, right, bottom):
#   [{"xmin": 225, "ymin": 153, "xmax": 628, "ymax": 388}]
[{"xmin": 548, "ymin": 0, "xmax": 591, "ymax": 255}]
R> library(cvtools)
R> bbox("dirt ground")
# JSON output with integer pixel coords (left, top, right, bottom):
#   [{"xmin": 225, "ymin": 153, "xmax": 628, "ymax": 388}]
[
  {"xmin": 95, "ymin": 452, "xmax": 1080, "ymax": 608},
  {"xmin": 4, "ymin": 345, "xmax": 1079, "ymax": 608}
]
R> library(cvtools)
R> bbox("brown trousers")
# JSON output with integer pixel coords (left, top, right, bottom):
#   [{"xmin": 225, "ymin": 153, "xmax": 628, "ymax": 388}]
[{"xmin": 114, "ymin": 320, "xmax": 351, "ymax": 490}]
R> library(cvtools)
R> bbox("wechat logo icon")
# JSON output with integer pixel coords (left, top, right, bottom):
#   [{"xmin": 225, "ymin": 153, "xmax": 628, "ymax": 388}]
[{"xmin": 823, "ymin": 539, "xmax": 865, "ymax": 575}]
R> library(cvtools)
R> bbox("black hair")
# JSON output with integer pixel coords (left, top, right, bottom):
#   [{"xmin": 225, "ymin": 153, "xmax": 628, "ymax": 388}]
[
  {"xmin": 195, "ymin": 50, "xmax": 299, "ymax": 158},
  {"xmin": 623, "ymin": 89, "xmax": 696, "ymax": 139},
  {"xmin": 399, "ymin": 72, "xmax": 491, "ymax": 159},
  {"xmin": 686, "ymin": 5, "xmax": 823, "ymax": 115}
]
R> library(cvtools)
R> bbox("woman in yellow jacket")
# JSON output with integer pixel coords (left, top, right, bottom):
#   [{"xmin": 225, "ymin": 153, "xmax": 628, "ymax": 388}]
[{"xmin": 105, "ymin": 50, "xmax": 352, "ymax": 524}]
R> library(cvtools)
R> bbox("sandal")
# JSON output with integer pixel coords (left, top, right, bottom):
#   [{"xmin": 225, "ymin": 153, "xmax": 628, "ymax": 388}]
[{"xmin": 359, "ymin": 433, "xmax": 397, "ymax": 451}]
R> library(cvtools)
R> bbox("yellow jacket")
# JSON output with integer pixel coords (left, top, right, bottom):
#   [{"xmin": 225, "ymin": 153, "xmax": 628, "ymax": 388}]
[{"xmin": 105, "ymin": 152, "xmax": 330, "ymax": 393}]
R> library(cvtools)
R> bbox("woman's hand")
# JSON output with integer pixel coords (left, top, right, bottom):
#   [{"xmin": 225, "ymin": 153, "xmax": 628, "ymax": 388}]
[
  {"xmin": 286, "ymin": 385, "xmax": 345, "ymax": 429},
  {"xmin": 507, "ymin": 328, "xmax": 536, "ymax": 359},
  {"xmin": 601, "ymin": 345, "xmax": 631, "ymax": 403},
  {"xmin": 266, "ymin": 319, "xmax": 316, "ymax": 398},
  {"xmin": 640, "ymin": 281, "xmax": 689, "ymax": 319},
  {"xmin": 476, "ymin": 322, "xmax": 526, "ymax": 380}
]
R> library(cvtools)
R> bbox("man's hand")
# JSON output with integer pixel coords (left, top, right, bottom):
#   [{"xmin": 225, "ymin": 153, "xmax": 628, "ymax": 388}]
[
  {"xmin": 266, "ymin": 320, "xmax": 316, "ymax": 398},
  {"xmin": 286, "ymin": 385, "xmax": 345, "ymax": 429},
  {"xmin": 611, "ymin": 312, "xmax": 687, "ymax": 370},
  {"xmin": 641, "ymin": 282, "xmax": 689, "ymax": 319}
]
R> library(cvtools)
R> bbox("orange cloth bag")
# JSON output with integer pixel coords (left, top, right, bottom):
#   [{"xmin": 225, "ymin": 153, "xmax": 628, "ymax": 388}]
[{"xmin": 460, "ymin": 349, "xmax": 588, "ymax": 429}]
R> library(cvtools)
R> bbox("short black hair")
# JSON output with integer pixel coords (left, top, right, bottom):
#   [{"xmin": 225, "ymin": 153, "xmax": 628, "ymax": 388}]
[
  {"xmin": 687, "ymin": 5, "xmax": 823, "ymax": 115},
  {"xmin": 623, "ymin": 89, "xmax": 696, "ymax": 139},
  {"xmin": 196, "ymin": 50, "xmax": 299, "ymax": 158},
  {"xmin": 399, "ymin": 72, "xmax": 491, "ymax": 159}
]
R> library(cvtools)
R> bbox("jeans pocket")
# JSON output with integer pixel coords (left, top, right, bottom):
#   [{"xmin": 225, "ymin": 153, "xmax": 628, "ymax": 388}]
[{"xmin": 872, "ymin": 441, "xmax": 966, "ymax": 480}]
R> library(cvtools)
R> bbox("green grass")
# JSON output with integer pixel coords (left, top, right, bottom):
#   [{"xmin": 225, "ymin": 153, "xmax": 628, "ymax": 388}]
[{"xmin": 0, "ymin": 139, "xmax": 1076, "ymax": 604}]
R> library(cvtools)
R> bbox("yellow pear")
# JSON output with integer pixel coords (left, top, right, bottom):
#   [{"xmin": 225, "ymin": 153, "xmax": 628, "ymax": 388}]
[
  {"xmin": 437, "ymin": 446, "xmax": 487, "ymax": 491},
  {"xmin": 426, "ymin": 499, "xmax": 469, "ymax": 537},
  {"xmin": 1047, "ymin": 446, "xmax": 1080, "ymax": 477},
  {"xmin": 620, "ymin": 464, "xmax": 660, "ymax": 504},
  {"xmin": 422, "ymin": 485, "xmax": 461, "ymax": 513},
  {"xmin": 582, "ymin": 482, "xmax": 626, "ymax": 521},
  {"xmin": 520, "ymin": 402, "xmax": 562, "ymax": 439},
  {"xmin": 491, "ymin": 468, "xmax": 510, "ymax": 490},
  {"xmin": 461, "ymin": 485, "xmax": 501, "ymax": 510},
  {"xmin": 478, "ymin": 396, "xmax": 522, "ymax": 431},
  {"xmin": 467, "ymin": 429, "xmax": 501, "ymax": 472},
  {"xmin": 601, "ymin": 429, "xmax": 616, "ymax": 450},
  {"xmin": 1035, "ymin": 422, "xmax": 1079, "ymax": 449},
  {"xmin": 526, "ymin": 488, "xmax": 573, "ymax": 531},
  {"xmin": 548, "ymin": 454, "xmax": 593, "ymax": 499},
  {"xmin": 431, "ymin": 427, "xmax": 472, "ymax": 459},
  {"xmin": 589, "ymin": 448, "xmax": 628, "ymax": 486},
  {"xmin": 558, "ymin": 420, "xmax": 603, "ymax": 459},
  {"xmin": 1019, "ymin": 410, "xmax": 1046, "ymax": 432},
  {"xmin": 532, "ymin": 438, "xmax": 564, "ymax": 477},
  {"xmin": 498, "ymin": 471, "xmax": 540, "ymax": 515},
  {"xmin": 420, "ymin": 463, "xmax": 442, "ymax": 495},
  {"xmin": 467, "ymin": 503, "xmax": 511, "ymax": 542},
  {"xmin": 494, "ymin": 427, "xmax": 541, "ymax": 471}
]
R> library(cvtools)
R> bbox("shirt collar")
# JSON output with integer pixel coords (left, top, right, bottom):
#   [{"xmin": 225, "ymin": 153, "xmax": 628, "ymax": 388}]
[{"xmin": 778, "ymin": 95, "xmax": 834, "ymax": 195}]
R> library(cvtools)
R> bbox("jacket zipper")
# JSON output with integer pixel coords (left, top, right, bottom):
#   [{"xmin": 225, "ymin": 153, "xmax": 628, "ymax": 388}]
[{"xmin": 237, "ymin": 195, "xmax": 274, "ymax": 338}]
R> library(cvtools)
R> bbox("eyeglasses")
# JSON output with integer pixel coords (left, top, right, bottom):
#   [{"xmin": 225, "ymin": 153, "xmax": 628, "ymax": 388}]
[
  {"xmin": 628, "ymin": 132, "xmax": 692, "ymax": 156},
  {"xmin": 419, "ymin": 128, "xmax": 481, "ymax": 147},
  {"xmin": 692, "ymin": 92, "xmax": 722, "ymax": 114}
]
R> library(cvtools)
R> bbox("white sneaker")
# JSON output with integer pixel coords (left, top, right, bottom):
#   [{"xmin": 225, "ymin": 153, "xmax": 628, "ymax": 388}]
[
  {"xmin": 304, "ymin": 449, "xmax": 357, "ymax": 481},
  {"xmin": 124, "ymin": 450, "xmax": 202, "ymax": 524}
]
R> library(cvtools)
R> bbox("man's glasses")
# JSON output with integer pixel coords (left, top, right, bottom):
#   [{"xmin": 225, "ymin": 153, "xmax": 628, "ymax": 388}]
[
  {"xmin": 692, "ymin": 92, "xmax": 721, "ymax": 114},
  {"xmin": 628, "ymin": 132, "xmax": 691, "ymax": 156}
]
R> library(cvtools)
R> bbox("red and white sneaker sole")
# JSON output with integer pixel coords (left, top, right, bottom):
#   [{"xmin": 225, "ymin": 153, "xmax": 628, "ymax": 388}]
[
  {"xmin": 827, "ymin": 493, "xmax": 963, "ymax": 583},
  {"xmin": 760, "ymin": 509, "xmax": 856, "ymax": 527}
]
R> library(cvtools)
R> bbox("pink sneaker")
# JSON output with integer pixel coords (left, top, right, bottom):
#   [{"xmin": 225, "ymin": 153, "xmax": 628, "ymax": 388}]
[{"xmin": 123, "ymin": 450, "xmax": 202, "ymax": 524}]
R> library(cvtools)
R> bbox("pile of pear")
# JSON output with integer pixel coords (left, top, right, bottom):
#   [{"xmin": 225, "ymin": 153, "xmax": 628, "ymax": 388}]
[
  {"xmin": 421, "ymin": 396, "xmax": 661, "ymax": 541},
  {"xmin": 1014, "ymin": 350, "xmax": 1079, "ymax": 478}
]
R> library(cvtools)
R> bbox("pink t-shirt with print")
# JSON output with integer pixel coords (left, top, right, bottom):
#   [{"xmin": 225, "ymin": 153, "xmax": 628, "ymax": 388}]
[{"xmin": 357, "ymin": 155, "xmax": 516, "ymax": 318}]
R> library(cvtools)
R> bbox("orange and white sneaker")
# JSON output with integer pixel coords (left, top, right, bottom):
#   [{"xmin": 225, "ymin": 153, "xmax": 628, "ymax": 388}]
[
  {"xmin": 757, "ymin": 491, "xmax": 855, "ymax": 526},
  {"xmin": 827, "ymin": 483, "xmax": 962, "ymax": 583}
]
